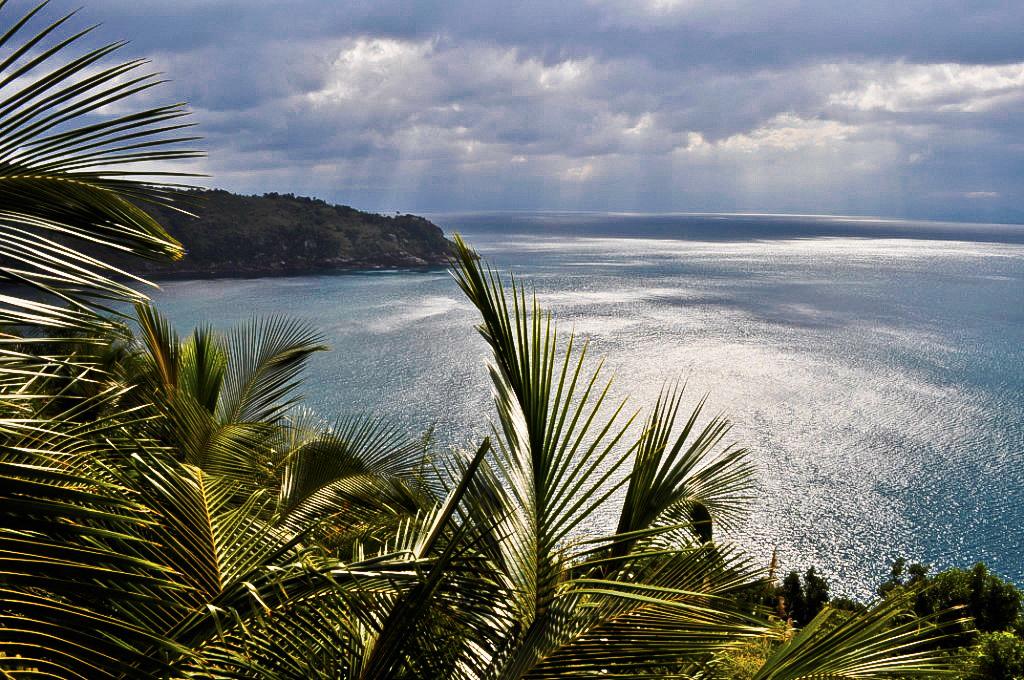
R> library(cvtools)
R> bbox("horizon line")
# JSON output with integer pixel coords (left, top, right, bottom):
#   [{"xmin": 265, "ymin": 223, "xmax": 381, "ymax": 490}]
[{"xmin": 417, "ymin": 208, "xmax": 1024, "ymax": 229}]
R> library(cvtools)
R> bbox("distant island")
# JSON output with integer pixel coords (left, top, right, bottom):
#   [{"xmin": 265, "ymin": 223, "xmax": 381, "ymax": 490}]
[{"xmin": 132, "ymin": 189, "xmax": 456, "ymax": 279}]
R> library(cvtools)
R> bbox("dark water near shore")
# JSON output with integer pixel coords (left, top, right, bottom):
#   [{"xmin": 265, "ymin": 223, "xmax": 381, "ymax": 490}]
[{"xmin": 153, "ymin": 213, "xmax": 1024, "ymax": 597}]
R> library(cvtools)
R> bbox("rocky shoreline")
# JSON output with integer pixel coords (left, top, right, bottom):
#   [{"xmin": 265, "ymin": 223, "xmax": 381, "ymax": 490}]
[{"xmin": 144, "ymin": 256, "xmax": 452, "ymax": 281}]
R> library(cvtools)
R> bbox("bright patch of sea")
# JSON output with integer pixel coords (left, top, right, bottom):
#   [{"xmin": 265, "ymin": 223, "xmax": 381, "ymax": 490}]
[{"xmin": 152, "ymin": 213, "xmax": 1024, "ymax": 598}]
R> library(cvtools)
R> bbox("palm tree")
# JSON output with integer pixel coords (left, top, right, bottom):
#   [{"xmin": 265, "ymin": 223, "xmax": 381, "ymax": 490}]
[
  {"xmin": 1, "ymin": 1, "xmax": 964, "ymax": 677},
  {"xmin": 0, "ymin": 0, "xmax": 199, "ymax": 406},
  {"xmin": 340, "ymin": 236, "xmax": 958, "ymax": 680},
  {"xmin": 0, "ymin": 3, "xmax": 426, "ymax": 675},
  {"xmin": 134, "ymin": 236, "xmax": 962, "ymax": 678},
  {"xmin": 124, "ymin": 303, "xmax": 436, "ymax": 550}
]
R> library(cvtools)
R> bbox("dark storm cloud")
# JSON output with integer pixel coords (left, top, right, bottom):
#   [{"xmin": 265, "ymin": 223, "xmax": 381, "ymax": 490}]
[
  {"xmin": 36, "ymin": 0, "xmax": 1024, "ymax": 219},
  {"xmin": 94, "ymin": 1, "xmax": 1024, "ymax": 68}
]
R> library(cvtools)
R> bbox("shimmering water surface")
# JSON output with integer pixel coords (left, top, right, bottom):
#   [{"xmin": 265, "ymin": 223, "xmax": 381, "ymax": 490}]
[{"xmin": 152, "ymin": 214, "xmax": 1024, "ymax": 597}]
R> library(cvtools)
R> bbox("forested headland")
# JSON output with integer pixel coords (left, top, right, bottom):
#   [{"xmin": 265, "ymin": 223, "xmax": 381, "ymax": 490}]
[{"xmin": 129, "ymin": 189, "xmax": 455, "ymax": 278}]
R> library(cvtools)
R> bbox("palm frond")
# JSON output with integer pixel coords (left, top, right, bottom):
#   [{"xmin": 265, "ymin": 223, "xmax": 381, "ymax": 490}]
[
  {"xmin": 0, "ymin": 0, "xmax": 199, "ymax": 365},
  {"xmin": 748, "ymin": 591, "xmax": 966, "ymax": 679},
  {"xmin": 450, "ymin": 236, "xmax": 768, "ymax": 678},
  {"xmin": 616, "ymin": 385, "xmax": 756, "ymax": 550},
  {"xmin": 0, "ymin": 392, "xmax": 193, "ymax": 677},
  {"xmin": 452, "ymin": 234, "xmax": 638, "ymax": 599},
  {"xmin": 178, "ymin": 325, "xmax": 227, "ymax": 413},
  {"xmin": 275, "ymin": 414, "xmax": 435, "ymax": 534},
  {"xmin": 218, "ymin": 316, "xmax": 327, "ymax": 424}
]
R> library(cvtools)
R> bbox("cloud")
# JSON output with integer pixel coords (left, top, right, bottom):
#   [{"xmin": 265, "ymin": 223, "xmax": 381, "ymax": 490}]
[
  {"xmin": 562, "ymin": 163, "xmax": 596, "ymax": 182},
  {"xmin": 714, "ymin": 115, "xmax": 855, "ymax": 153},
  {"xmin": 828, "ymin": 62, "xmax": 1024, "ymax": 113},
  {"xmin": 53, "ymin": 0, "xmax": 1024, "ymax": 220}
]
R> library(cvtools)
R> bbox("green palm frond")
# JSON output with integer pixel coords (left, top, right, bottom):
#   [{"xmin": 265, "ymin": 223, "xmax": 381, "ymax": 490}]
[
  {"xmin": 179, "ymin": 324, "xmax": 227, "ymax": 413},
  {"xmin": 616, "ymin": 385, "xmax": 756, "ymax": 550},
  {"xmin": 0, "ymin": 0, "xmax": 200, "ymax": 428},
  {"xmin": 131, "ymin": 455, "xmax": 295, "ymax": 606},
  {"xmin": 275, "ymin": 414, "xmax": 436, "ymax": 541},
  {"xmin": 1, "ymin": 395, "xmax": 426, "ymax": 678},
  {"xmin": 0, "ymin": 0, "xmax": 200, "ymax": 338},
  {"xmin": 356, "ymin": 439, "xmax": 506, "ymax": 680},
  {"xmin": 451, "ymin": 235, "xmax": 762, "ymax": 677},
  {"xmin": 133, "ymin": 300, "xmax": 180, "ymax": 390},
  {"xmin": 748, "ymin": 592, "xmax": 966, "ymax": 679},
  {"xmin": 127, "ymin": 304, "xmax": 327, "ymax": 482},
  {"xmin": 0, "ymin": 394, "xmax": 192, "ymax": 677},
  {"xmin": 452, "ymin": 234, "xmax": 638, "ymax": 582},
  {"xmin": 168, "ymin": 456, "xmax": 499, "ymax": 679},
  {"xmin": 522, "ymin": 549, "xmax": 767, "ymax": 678},
  {"xmin": 218, "ymin": 315, "xmax": 328, "ymax": 424},
  {"xmin": 170, "ymin": 553, "xmax": 440, "ymax": 678}
]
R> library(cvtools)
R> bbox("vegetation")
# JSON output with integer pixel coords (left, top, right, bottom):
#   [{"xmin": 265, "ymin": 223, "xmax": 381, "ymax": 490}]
[
  {"xmin": 129, "ymin": 189, "xmax": 456, "ymax": 278},
  {"xmin": 0, "ymin": 1, "xmax": 1016, "ymax": 678},
  {"xmin": 880, "ymin": 559, "xmax": 1022, "ymax": 639},
  {"xmin": 723, "ymin": 561, "xmax": 1024, "ymax": 679}
]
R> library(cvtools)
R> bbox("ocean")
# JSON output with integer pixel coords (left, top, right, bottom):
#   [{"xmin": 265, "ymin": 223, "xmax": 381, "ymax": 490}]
[{"xmin": 151, "ymin": 213, "xmax": 1024, "ymax": 598}]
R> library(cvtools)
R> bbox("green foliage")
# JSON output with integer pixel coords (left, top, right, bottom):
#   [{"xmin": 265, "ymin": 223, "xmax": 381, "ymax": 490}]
[
  {"xmin": 748, "ymin": 589, "xmax": 959, "ymax": 680},
  {"xmin": 924, "ymin": 563, "xmax": 1022, "ymax": 634},
  {"xmin": 0, "ymin": 2, "xmax": 981, "ymax": 678},
  {"xmin": 880, "ymin": 560, "xmax": 1023, "ymax": 648},
  {"xmin": 129, "ymin": 188, "xmax": 456, "ymax": 277},
  {"xmin": 802, "ymin": 567, "xmax": 830, "ymax": 622},
  {"xmin": 878, "ymin": 557, "xmax": 930, "ymax": 598},
  {"xmin": 745, "ymin": 559, "xmax": 1024, "ymax": 680},
  {"xmin": 0, "ymin": 0, "xmax": 199, "ymax": 350},
  {"xmin": 968, "ymin": 631, "xmax": 1024, "ymax": 680},
  {"xmin": 736, "ymin": 566, "xmax": 831, "ymax": 627},
  {"xmin": 780, "ymin": 571, "xmax": 806, "ymax": 624},
  {"xmin": 711, "ymin": 625, "xmax": 789, "ymax": 680},
  {"xmin": 830, "ymin": 596, "xmax": 868, "ymax": 614}
]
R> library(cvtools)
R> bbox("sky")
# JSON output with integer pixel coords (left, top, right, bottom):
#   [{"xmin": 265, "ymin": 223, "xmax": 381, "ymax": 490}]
[{"xmin": 53, "ymin": 1, "xmax": 1024, "ymax": 220}]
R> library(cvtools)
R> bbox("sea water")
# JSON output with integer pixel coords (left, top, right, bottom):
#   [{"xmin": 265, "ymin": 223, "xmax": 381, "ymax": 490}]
[{"xmin": 151, "ymin": 213, "xmax": 1024, "ymax": 598}]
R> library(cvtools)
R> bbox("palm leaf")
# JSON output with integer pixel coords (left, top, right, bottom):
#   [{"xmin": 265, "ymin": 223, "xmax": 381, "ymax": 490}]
[
  {"xmin": 615, "ymin": 385, "xmax": 756, "ymax": 551},
  {"xmin": 451, "ymin": 235, "xmax": 766, "ymax": 678},
  {"xmin": 218, "ymin": 316, "xmax": 328, "ymax": 424},
  {"xmin": 275, "ymin": 414, "xmax": 435, "ymax": 535},
  {"xmin": 0, "ymin": 391, "xmax": 196, "ymax": 677},
  {"xmin": 0, "ymin": 0, "xmax": 199, "ymax": 348},
  {"xmin": 748, "ymin": 592, "xmax": 966, "ymax": 679}
]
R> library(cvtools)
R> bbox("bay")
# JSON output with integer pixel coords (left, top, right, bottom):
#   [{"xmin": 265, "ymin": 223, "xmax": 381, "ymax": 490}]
[{"xmin": 152, "ymin": 213, "xmax": 1024, "ymax": 598}]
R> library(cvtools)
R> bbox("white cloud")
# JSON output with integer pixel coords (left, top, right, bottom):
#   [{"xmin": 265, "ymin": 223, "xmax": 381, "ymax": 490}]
[
  {"xmin": 308, "ymin": 38, "xmax": 436, "ymax": 105},
  {"xmin": 716, "ymin": 114, "xmax": 855, "ymax": 153},
  {"xmin": 537, "ymin": 58, "xmax": 591, "ymax": 90},
  {"xmin": 828, "ymin": 62, "xmax": 1024, "ymax": 113},
  {"xmin": 562, "ymin": 163, "xmax": 596, "ymax": 182}
]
